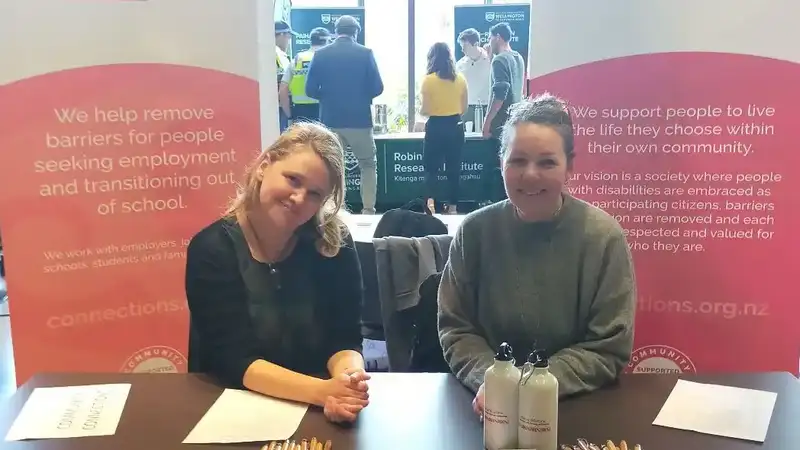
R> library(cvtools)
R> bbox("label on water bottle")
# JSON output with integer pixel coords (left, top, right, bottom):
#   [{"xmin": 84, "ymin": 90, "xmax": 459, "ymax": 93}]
[
  {"xmin": 519, "ymin": 416, "xmax": 552, "ymax": 433},
  {"xmin": 484, "ymin": 408, "xmax": 511, "ymax": 425}
]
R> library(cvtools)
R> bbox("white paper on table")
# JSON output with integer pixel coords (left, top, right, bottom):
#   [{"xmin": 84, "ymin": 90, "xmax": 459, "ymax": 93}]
[
  {"xmin": 4, "ymin": 383, "xmax": 132, "ymax": 441},
  {"xmin": 652, "ymin": 379, "xmax": 778, "ymax": 442},
  {"xmin": 182, "ymin": 389, "xmax": 309, "ymax": 444}
]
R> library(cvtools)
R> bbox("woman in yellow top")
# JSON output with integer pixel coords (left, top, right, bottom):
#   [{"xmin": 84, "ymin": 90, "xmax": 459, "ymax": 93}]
[{"xmin": 420, "ymin": 42, "xmax": 468, "ymax": 214}]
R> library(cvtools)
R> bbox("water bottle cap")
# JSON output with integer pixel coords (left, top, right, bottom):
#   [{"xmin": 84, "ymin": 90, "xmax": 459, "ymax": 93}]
[
  {"xmin": 494, "ymin": 342, "xmax": 514, "ymax": 362},
  {"xmin": 527, "ymin": 349, "xmax": 549, "ymax": 368}
]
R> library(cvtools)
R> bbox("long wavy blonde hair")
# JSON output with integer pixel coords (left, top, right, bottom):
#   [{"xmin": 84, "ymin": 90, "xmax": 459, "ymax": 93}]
[{"xmin": 224, "ymin": 122, "xmax": 348, "ymax": 257}]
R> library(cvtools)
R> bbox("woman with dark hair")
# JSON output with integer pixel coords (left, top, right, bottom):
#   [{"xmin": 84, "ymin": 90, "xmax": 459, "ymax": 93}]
[
  {"xmin": 437, "ymin": 93, "xmax": 636, "ymax": 416},
  {"xmin": 419, "ymin": 42, "xmax": 468, "ymax": 214}
]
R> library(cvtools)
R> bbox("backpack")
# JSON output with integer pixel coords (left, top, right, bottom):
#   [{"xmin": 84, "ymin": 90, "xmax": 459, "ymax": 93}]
[
  {"xmin": 373, "ymin": 199, "xmax": 447, "ymax": 239},
  {"xmin": 408, "ymin": 272, "xmax": 450, "ymax": 373}
]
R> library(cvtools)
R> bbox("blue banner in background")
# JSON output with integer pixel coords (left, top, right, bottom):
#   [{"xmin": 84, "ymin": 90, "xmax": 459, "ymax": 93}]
[
  {"xmin": 289, "ymin": 7, "xmax": 366, "ymax": 55},
  {"xmin": 453, "ymin": 4, "xmax": 530, "ymax": 70}
]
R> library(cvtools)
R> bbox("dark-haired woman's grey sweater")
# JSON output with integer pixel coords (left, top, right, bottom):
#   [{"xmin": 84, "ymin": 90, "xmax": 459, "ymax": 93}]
[{"xmin": 438, "ymin": 195, "xmax": 636, "ymax": 397}]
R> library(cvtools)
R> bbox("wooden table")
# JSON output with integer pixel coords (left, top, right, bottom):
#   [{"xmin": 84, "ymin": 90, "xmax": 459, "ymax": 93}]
[{"xmin": 0, "ymin": 372, "xmax": 797, "ymax": 449}]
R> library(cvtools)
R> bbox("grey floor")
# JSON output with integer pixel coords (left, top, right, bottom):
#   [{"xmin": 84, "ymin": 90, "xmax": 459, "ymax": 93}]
[{"xmin": 0, "ymin": 300, "xmax": 15, "ymax": 400}]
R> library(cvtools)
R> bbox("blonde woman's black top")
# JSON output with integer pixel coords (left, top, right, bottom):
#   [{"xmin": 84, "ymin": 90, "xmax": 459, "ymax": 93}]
[{"xmin": 185, "ymin": 218, "xmax": 364, "ymax": 386}]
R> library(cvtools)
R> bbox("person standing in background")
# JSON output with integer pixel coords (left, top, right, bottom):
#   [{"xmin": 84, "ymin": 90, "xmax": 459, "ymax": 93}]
[
  {"xmin": 419, "ymin": 42, "xmax": 468, "ymax": 215},
  {"xmin": 279, "ymin": 27, "xmax": 331, "ymax": 124},
  {"xmin": 306, "ymin": 15, "xmax": 384, "ymax": 214},
  {"xmin": 455, "ymin": 28, "xmax": 491, "ymax": 130},
  {"xmin": 481, "ymin": 22, "xmax": 525, "ymax": 206},
  {"xmin": 275, "ymin": 21, "xmax": 295, "ymax": 132}
]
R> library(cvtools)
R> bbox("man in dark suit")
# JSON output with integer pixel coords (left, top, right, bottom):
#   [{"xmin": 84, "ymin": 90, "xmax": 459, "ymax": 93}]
[{"xmin": 306, "ymin": 15, "xmax": 384, "ymax": 214}]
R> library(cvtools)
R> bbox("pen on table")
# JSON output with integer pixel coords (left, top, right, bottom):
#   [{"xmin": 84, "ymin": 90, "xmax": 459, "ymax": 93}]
[
  {"xmin": 619, "ymin": 440, "xmax": 628, "ymax": 450},
  {"xmin": 267, "ymin": 442, "xmax": 276, "ymax": 450},
  {"xmin": 606, "ymin": 441, "xmax": 619, "ymax": 450},
  {"xmin": 310, "ymin": 437, "xmax": 318, "ymax": 449},
  {"xmin": 301, "ymin": 439, "xmax": 309, "ymax": 450},
  {"xmin": 324, "ymin": 439, "xmax": 333, "ymax": 450}
]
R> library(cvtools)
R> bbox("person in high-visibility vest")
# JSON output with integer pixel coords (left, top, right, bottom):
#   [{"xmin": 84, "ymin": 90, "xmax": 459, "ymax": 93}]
[
  {"xmin": 279, "ymin": 27, "xmax": 331, "ymax": 123},
  {"xmin": 275, "ymin": 20, "xmax": 295, "ymax": 132}
]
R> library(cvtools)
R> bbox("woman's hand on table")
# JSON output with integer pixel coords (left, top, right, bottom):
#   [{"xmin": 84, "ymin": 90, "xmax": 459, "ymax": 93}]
[
  {"xmin": 473, "ymin": 382, "xmax": 485, "ymax": 420},
  {"xmin": 323, "ymin": 395, "xmax": 365, "ymax": 423},
  {"xmin": 321, "ymin": 369, "xmax": 371, "ymax": 423},
  {"xmin": 343, "ymin": 368, "xmax": 371, "ymax": 393}
]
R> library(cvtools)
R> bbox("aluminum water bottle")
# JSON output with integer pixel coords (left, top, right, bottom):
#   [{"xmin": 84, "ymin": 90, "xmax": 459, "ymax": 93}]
[
  {"xmin": 518, "ymin": 350, "xmax": 559, "ymax": 450},
  {"xmin": 484, "ymin": 342, "xmax": 520, "ymax": 450}
]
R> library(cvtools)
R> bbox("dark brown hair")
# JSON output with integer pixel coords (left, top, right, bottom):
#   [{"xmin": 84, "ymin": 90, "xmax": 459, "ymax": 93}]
[
  {"xmin": 457, "ymin": 28, "xmax": 481, "ymax": 45},
  {"xmin": 500, "ymin": 92, "xmax": 575, "ymax": 162},
  {"xmin": 426, "ymin": 42, "xmax": 456, "ymax": 81},
  {"xmin": 489, "ymin": 22, "xmax": 512, "ymax": 42}
]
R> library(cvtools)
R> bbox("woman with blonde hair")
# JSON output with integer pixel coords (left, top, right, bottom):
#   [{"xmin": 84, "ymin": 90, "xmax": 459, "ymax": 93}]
[{"xmin": 185, "ymin": 122, "xmax": 369, "ymax": 423}]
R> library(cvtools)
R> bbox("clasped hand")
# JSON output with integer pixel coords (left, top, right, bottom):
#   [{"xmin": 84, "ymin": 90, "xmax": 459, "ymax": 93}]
[
  {"xmin": 321, "ymin": 368, "xmax": 371, "ymax": 423},
  {"xmin": 473, "ymin": 382, "xmax": 486, "ymax": 419}
]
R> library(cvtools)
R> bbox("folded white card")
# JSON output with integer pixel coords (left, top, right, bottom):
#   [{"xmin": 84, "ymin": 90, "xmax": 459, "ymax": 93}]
[
  {"xmin": 183, "ymin": 389, "xmax": 309, "ymax": 444},
  {"xmin": 5, "ymin": 383, "xmax": 132, "ymax": 441},
  {"xmin": 653, "ymin": 379, "xmax": 778, "ymax": 442}
]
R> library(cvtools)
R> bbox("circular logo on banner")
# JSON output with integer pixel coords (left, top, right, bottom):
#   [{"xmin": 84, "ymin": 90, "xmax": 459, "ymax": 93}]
[
  {"xmin": 121, "ymin": 345, "xmax": 187, "ymax": 374},
  {"xmin": 627, "ymin": 345, "xmax": 696, "ymax": 374}
]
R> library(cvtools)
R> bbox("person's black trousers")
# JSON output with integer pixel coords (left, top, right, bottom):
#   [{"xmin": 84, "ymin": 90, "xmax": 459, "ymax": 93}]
[
  {"xmin": 423, "ymin": 115, "xmax": 465, "ymax": 205},
  {"xmin": 480, "ymin": 136, "xmax": 506, "ymax": 203}
]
